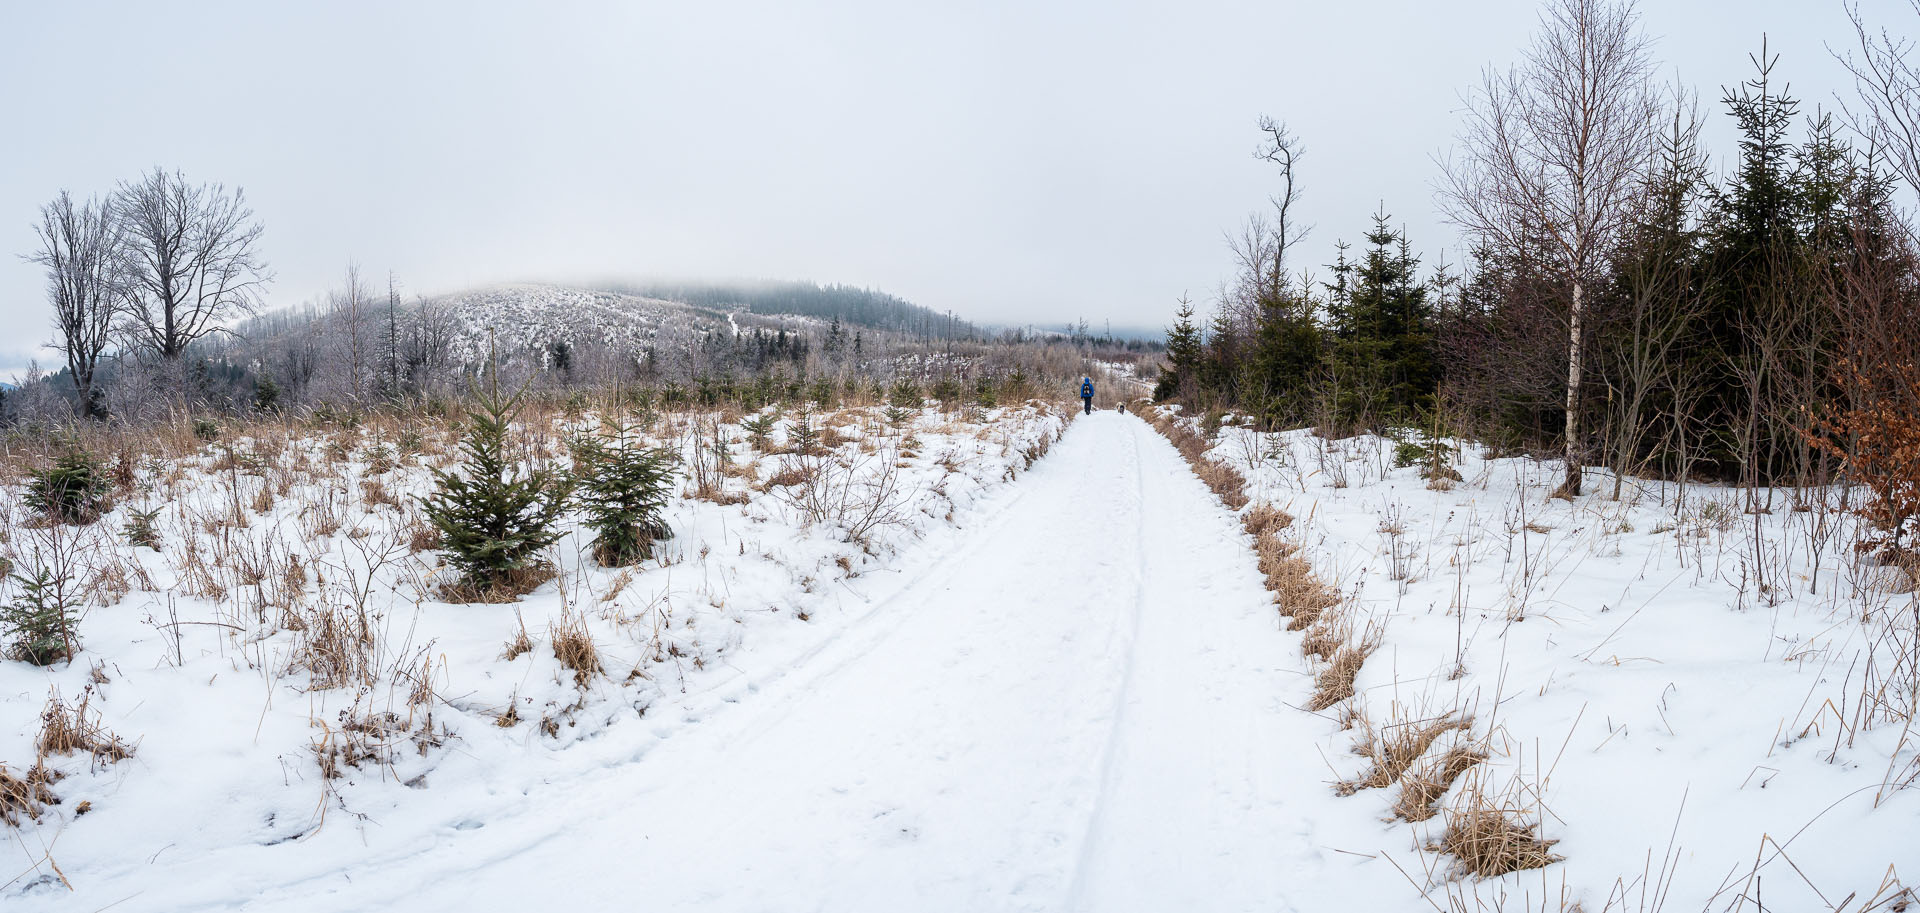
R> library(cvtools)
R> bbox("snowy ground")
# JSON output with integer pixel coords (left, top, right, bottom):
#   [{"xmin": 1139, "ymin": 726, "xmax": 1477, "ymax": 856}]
[
  {"xmin": 1188, "ymin": 409, "xmax": 1919, "ymax": 911},
  {"xmin": 4, "ymin": 405, "xmax": 1915, "ymax": 911},
  {"xmin": 1, "ymin": 401, "xmax": 1066, "ymax": 909}
]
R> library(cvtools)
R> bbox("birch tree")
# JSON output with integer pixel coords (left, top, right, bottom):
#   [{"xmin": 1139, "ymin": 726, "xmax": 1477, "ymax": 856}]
[{"xmin": 1439, "ymin": 0, "xmax": 1660, "ymax": 496}]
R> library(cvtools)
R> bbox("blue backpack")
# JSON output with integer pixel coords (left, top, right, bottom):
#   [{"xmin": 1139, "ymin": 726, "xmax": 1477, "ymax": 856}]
[{"xmin": 1080, "ymin": 379, "xmax": 1093, "ymax": 398}]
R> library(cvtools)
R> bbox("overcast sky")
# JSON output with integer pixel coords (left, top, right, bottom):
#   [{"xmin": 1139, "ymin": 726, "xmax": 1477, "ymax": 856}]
[{"xmin": 2, "ymin": 0, "xmax": 1910, "ymax": 377}]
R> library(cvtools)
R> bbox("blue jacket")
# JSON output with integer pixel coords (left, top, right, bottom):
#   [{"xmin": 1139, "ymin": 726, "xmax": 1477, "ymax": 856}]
[{"xmin": 1079, "ymin": 379, "xmax": 1094, "ymax": 398}]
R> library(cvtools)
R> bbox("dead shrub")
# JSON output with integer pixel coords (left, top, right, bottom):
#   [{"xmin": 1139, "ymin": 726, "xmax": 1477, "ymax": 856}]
[{"xmin": 1430, "ymin": 770, "xmax": 1563, "ymax": 876}]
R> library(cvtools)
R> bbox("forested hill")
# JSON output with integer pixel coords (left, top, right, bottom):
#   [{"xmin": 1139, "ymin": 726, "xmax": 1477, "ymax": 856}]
[{"xmin": 615, "ymin": 280, "xmax": 972, "ymax": 336}]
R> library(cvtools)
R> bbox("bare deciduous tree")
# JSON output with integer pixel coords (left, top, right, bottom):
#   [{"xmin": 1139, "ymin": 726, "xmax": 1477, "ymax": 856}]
[
  {"xmin": 1438, "ymin": 0, "xmax": 1660, "ymax": 496},
  {"xmin": 29, "ymin": 191, "xmax": 124, "ymax": 418},
  {"xmin": 332, "ymin": 262, "xmax": 371, "ymax": 402},
  {"xmin": 115, "ymin": 168, "xmax": 270, "ymax": 360},
  {"xmin": 1837, "ymin": 1, "xmax": 1920, "ymax": 204}
]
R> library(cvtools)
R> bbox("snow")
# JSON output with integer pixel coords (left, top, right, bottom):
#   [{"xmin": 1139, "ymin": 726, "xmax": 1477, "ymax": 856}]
[{"xmin": 5, "ymin": 405, "xmax": 1916, "ymax": 911}]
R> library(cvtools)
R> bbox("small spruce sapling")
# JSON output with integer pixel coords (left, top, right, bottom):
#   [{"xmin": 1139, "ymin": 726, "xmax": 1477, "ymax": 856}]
[
  {"xmin": 418, "ymin": 350, "xmax": 571, "ymax": 597},
  {"xmin": 572, "ymin": 419, "xmax": 676, "ymax": 566},
  {"xmin": 4, "ymin": 562, "xmax": 79, "ymax": 665},
  {"xmin": 26, "ymin": 449, "xmax": 112, "ymax": 525},
  {"xmin": 742, "ymin": 412, "xmax": 778, "ymax": 451}
]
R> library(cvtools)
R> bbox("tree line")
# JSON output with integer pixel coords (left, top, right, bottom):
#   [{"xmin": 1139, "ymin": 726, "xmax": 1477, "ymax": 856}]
[{"xmin": 1156, "ymin": 0, "xmax": 1920, "ymax": 541}]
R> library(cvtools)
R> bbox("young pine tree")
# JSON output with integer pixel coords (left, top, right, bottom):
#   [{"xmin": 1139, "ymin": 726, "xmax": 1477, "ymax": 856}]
[{"xmin": 419, "ymin": 356, "xmax": 570, "ymax": 598}]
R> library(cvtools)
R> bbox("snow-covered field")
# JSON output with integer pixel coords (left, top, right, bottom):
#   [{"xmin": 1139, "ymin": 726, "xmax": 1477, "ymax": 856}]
[
  {"xmin": 4, "ymin": 401, "xmax": 1914, "ymax": 911},
  {"xmin": 1178, "ymin": 407, "xmax": 1919, "ymax": 911},
  {"xmin": 1, "ymin": 400, "xmax": 1068, "ymax": 909}
]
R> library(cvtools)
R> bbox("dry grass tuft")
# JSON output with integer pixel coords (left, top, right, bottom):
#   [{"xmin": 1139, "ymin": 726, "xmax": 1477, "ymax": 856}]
[
  {"xmin": 1337, "ymin": 708, "xmax": 1472, "ymax": 796},
  {"xmin": 36, "ymin": 687, "xmax": 134, "ymax": 766},
  {"xmin": 1255, "ymin": 533, "xmax": 1341, "ymax": 630},
  {"xmin": 551, "ymin": 609, "xmax": 604, "ymax": 686},
  {"xmin": 1308, "ymin": 635, "xmax": 1379, "ymax": 711},
  {"xmin": 0, "ymin": 762, "xmax": 61, "ymax": 827},
  {"xmin": 288, "ymin": 603, "xmax": 377, "ymax": 689},
  {"xmin": 438, "ymin": 562, "xmax": 556, "ymax": 604},
  {"xmin": 1242, "ymin": 503, "xmax": 1294, "ymax": 538},
  {"xmin": 1393, "ymin": 744, "xmax": 1487, "ymax": 822},
  {"xmin": 503, "ymin": 624, "xmax": 534, "ymax": 661},
  {"xmin": 1430, "ymin": 772, "xmax": 1564, "ymax": 876}
]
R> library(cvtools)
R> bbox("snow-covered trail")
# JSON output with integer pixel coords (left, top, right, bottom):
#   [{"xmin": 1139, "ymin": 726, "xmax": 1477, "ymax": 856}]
[{"xmin": 265, "ymin": 411, "xmax": 1333, "ymax": 912}]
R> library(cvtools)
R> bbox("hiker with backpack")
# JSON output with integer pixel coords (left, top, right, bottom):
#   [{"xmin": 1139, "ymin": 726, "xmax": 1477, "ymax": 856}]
[{"xmin": 1079, "ymin": 376, "xmax": 1094, "ymax": 415}]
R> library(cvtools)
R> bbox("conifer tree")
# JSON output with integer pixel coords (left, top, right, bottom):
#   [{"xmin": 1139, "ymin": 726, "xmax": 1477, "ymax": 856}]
[
  {"xmin": 419, "ymin": 348, "xmax": 569, "ymax": 597},
  {"xmin": 572, "ymin": 419, "xmax": 676, "ymax": 567},
  {"xmin": 1326, "ymin": 213, "xmax": 1435, "ymax": 427},
  {"xmin": 1154, "ymin": 299, "xmax": 1203, "ymax": 402}
]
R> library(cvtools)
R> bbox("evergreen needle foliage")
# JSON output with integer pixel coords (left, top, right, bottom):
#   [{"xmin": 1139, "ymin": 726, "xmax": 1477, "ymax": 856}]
[
  {"xmin": 4, "ymin": 565, "xmax": 78, "ymax": 666},
  {"xmin": 419, "ymin": 357, "xmax": 570, "ymax": 597},
  {"xmin": 741, "ymin": 412, "xmax": 778, "ymax": 450},
  {"xmin": 26, "ymin": 449, "xmax": 112, "ymax": 525},
  {"xmin": 572, "ymin": 420, "xmax": 676, "ymax": 567}
]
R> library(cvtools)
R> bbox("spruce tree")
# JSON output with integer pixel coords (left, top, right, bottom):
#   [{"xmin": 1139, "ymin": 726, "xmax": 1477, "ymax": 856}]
[
  {"xmin": 1155, "ymin": 298, "xmax": 1203, "ymax": 402},
  {"xmin": 1326, "ymin": 213, "xmax": 1435, "ymax": 427},
  {"xmin": 573, "ymin": 420, "xmax": 676, "ymax": 567},
  {"xmin": 419, "ymin": 354, "xmax": 569, "ymax": 598}
]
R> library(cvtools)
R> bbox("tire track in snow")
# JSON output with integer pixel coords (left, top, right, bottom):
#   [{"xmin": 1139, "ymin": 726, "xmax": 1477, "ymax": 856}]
[{"xmin": 1062, "ymin": 410, "xmax": 1150, "ymax": 909}]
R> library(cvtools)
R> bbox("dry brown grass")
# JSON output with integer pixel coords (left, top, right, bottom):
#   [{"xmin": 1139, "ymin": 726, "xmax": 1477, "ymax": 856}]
[
  {"xmin": 1308, "ymin": 636, "xmax": 1378, "ymax": 711},
  {"xmin": 1337, "ymin": 708, "xmax": 1472, "ymax": 796},
  {"xmin": 551, "ymin": 609, "xmax": 604, "ymax": 686},
  {"xmin": 1430, "ymin": 770, "xmax": 1564, "ymax": 877},
  {"xmin": 438, "ymin": 562, "xmax": 556, "ymax": 604},
  {"xmin": 0, "ymin": 761, "xmax": 60, "ymax": 827},
  {"xmin": 288, "ymin": 602, "xmax": 377, "ymax": 689},
  {"xmin": 762, "ymin": 463, "xmax": 812, "ymax": 490},
  {"xmin": 35, "ymin": 687, "xmax": 134, "ymax": 766},
  {"xmin": 1242, "ymin": 503, "xmax": 1294, "ymax": 538},
  {"xmin": 1255, "ymin": 533, "xmax": 1341, "ymax": 630},
  {"xmin": 1393, "ymin": 744, "xmax": 1487, "ymax": 822}
]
